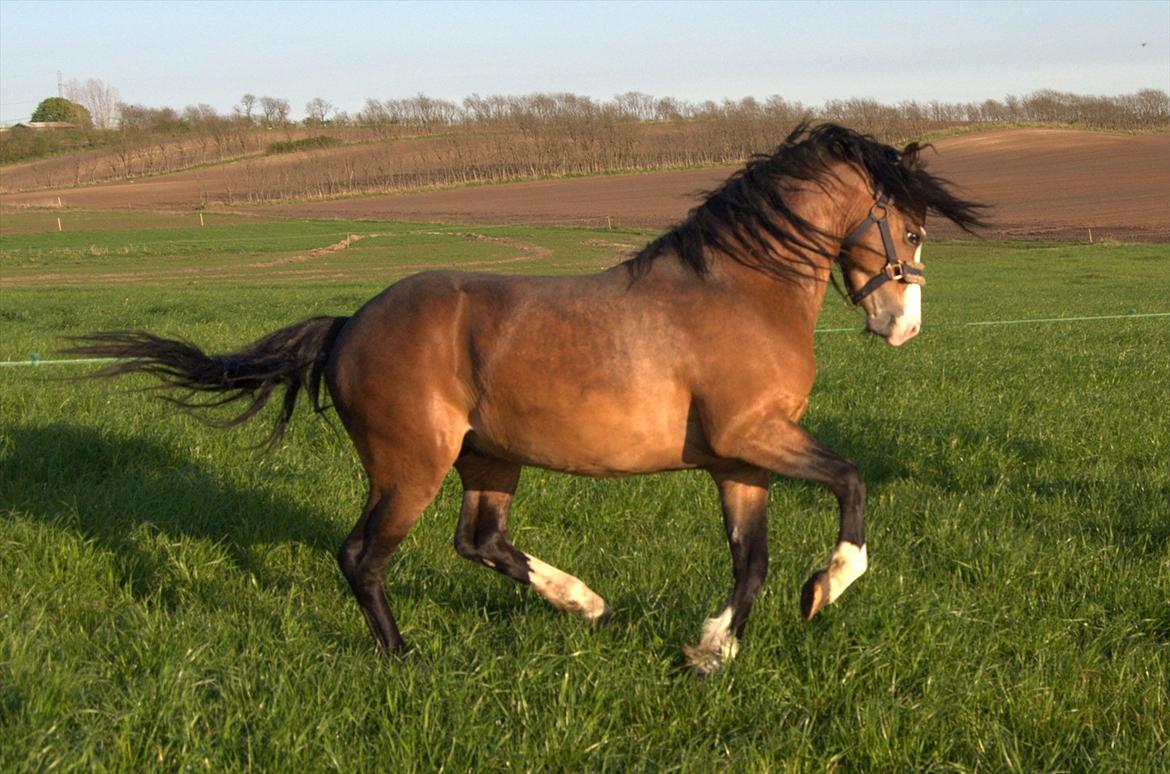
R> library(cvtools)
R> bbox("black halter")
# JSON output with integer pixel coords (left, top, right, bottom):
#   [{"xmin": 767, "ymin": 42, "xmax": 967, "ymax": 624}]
[{"xmin": 837, "ymin": 193, "xmax": 925, "ymax": 305}]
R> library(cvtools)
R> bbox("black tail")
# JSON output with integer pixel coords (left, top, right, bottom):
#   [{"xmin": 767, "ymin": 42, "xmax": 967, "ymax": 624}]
[{"xmin": 62, "ymin": 316, "xmax": 350, "ymax": 449}]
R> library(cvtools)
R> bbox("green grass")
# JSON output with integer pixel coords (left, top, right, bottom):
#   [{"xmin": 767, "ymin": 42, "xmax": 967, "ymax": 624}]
[
  {"xmin": 0, "ymin": 216, "xmax": 647, "ymax": 287},
  {"xmin": 267, "ymin": 136, "xmax": 344, "ymax": 154},
  {"xmin": 1, "ymin": 220, "xmax": 1168, "ymax": 770}
]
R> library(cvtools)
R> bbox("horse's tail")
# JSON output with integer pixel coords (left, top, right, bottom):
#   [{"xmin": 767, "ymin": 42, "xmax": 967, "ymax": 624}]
[{"xmin": 63, "ymin": 316, "xmax": 350, "ymax": 449}]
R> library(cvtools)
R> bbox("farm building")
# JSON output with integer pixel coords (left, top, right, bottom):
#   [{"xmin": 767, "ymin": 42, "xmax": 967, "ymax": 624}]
[{"xmin": 8, "ymin": 121, "xmax": 78, "ymax": 130}]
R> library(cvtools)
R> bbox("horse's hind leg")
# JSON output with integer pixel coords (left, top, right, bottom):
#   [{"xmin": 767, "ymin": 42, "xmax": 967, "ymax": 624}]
[
  {"xmin": 453, "ymin": 452, "xmax": 610, "ymax": 621},
  {"xmin": 338, "ymin": 480, "xmax": 444, "ymax": 654},
  {"xmin": 684, "ymin": 465, "xmax": 769, "ymax": 675},
  {"xmin": 335, "ymin": 425, "xmax": 456, "ymax": 654}
]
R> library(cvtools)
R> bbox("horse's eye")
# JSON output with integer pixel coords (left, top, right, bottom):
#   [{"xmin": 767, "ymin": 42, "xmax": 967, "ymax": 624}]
[{"xmin": 906, "ymin": 232, "xmax": 921, "ymax": 246}]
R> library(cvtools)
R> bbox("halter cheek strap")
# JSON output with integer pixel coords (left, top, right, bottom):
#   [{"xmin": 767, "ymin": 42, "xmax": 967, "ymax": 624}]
[{"xmin": 838, "ymin": 193, "xmax": 925, "ymax": 305}]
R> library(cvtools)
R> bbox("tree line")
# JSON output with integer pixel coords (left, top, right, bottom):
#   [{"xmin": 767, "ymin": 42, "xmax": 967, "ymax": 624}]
[{"xmin": 3, "ymin": 86, "xmax": 1166, "ymax": 196}]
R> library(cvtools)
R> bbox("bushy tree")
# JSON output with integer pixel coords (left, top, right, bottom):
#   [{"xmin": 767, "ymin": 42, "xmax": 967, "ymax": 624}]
[{"xmin": 30, "ymin": 97, "xmax": 92, "ymax": 127}]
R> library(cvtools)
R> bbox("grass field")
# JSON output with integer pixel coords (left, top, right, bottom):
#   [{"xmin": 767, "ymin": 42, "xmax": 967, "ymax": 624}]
[
  {"xmin": 0, "ymin": 209, "xmax": 643, "ymax": 289},
  {"xmin": 1, "ymin": 216, "xmax": 1168, "ymax": 770}
]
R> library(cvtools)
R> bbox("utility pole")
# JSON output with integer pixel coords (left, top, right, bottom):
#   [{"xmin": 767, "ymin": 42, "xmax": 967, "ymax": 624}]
[{"xmin": 57, "ymin": 70, "xmax": 63, "ymax": 98}]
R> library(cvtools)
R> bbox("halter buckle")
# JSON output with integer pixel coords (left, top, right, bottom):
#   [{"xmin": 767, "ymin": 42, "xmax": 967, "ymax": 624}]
[{"xmin": 901, "ymin": 261, "xmax": 926, "ymax": 286}]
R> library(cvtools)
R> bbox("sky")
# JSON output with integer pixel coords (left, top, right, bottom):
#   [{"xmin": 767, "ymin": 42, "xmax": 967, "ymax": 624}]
[{"xmin": 0, "ymin": 0, "xmax": 1167, "ymax": 124}]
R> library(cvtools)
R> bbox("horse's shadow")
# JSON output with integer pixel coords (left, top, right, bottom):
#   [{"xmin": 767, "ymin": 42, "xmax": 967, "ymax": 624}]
[
  {"xmin": 810, "ymin": 412, "xmax": 1167, "ymax": 558},
  {"xmin": 803, "ymin": 415, "xmax": 910, "ymax": 486},
  {"xmin": 1, "ymin": 423, "xmax": 342, "ymax": 605}
]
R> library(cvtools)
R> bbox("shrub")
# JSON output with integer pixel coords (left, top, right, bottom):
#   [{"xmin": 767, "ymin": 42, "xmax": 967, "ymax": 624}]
[
  {"xmin": 266, "ymin": 135, "xmax": 342, "ymax": 154},
  {"xmin": 30, "ymin": 97, "xmax": 93, "ymax": 128}
]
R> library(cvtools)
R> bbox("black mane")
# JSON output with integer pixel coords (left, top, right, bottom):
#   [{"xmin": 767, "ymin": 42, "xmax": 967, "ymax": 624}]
[{"xmin": 625, "ymin": 122, "xmax": 989, "ymax": 281}]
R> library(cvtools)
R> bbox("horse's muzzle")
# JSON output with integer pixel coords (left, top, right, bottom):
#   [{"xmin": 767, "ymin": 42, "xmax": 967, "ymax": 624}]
[
  {"xmin": 866, "ymin": 316, "xmax": 920, "ymax": 346},
  {"xmin": 885, "ymin": 321, "xmax": 920, "ymax": 346}
]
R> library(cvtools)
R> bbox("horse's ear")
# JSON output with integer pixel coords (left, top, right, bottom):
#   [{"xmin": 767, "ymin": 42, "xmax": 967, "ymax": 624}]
[{"xmin": 900, "ymin": 142, "xmax": 922, "ymax": 171}]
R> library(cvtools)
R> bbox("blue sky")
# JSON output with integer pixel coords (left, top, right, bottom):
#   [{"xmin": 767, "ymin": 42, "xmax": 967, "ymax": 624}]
[{"xmin": 1, "ymin": 0, "xmax": 1167, "ymax": 124}]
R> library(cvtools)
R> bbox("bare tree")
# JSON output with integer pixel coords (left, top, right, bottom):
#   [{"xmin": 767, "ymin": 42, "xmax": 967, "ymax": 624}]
[
  {"xmin": 239, "ymin": 93, "xmax": 257, "ymax": 122},
  {"xmin": 613, "ymin": 91, "xmax": 657, "ymax": 121},
  {"xmin": 260, "ymin": 96, "xmax": 291, "ymax": 127},
  {"xmin": 1131, "ymin": 88, "xmax": 1169, "ymax": 123},
  {"xmin": 65, "ymin": 77, "xmax": 120, "ymax": 129},
  {"xmin": 117, "ymin": 103, "xmax": 182, "ymax": 133},
  {"xmin": 359, "ymin": 98, "xmax": 396, "ymax": 138},
  {"xmin": 305, "ymin": 97, "xmax": 334, "ymax": 126}
]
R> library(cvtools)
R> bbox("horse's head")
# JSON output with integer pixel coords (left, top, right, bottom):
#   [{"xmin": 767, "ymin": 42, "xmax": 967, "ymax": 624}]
[
  {"xmin": 624, "ymin": 123, "xmax": 987, "ymax": 339},
  {"xmin": 837, "ymin": 145, "xmax": 932, "ymax": 347}
]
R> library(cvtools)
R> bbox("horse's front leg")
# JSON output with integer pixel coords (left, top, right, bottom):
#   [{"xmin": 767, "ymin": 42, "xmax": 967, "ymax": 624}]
[
  {"xmin": 714, "ymin": 416, "xmax": 867, "ymax": 622},
  {"xmin": 684, "ymin": 465, "xmax": 769, "ymax": 676}
]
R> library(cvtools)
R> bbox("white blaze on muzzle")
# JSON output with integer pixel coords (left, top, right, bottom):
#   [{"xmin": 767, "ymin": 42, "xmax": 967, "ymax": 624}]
[{"xmin": 885, "ymin": 242, "xmax": 923, "ymax": 346}]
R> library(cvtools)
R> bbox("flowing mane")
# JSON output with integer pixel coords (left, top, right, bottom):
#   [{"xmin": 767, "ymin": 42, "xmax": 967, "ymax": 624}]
[{"xmin": 625, "ymin": 122, "xmax": 989, "ymax": 282}]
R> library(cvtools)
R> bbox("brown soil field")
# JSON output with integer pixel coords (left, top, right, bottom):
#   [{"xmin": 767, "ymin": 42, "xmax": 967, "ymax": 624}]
[{"xmin": 3, "ymin": 129, "xmax": 1167, "ymax": 241}]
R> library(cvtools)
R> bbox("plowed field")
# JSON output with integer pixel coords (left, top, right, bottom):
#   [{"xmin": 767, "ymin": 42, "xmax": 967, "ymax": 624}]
[{"xmin": 3, "ymin": 129, "xmax": 1167, "ymax": 241}]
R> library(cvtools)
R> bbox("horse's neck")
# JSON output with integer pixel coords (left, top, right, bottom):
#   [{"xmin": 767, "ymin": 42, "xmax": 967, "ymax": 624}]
[
  {"xmin": 721, "ymin": 254, "xmax": 834, "ymax": 333},
  {"xmin": 750, "ymin": 174, "xmax": 861, "ymax": 328}
]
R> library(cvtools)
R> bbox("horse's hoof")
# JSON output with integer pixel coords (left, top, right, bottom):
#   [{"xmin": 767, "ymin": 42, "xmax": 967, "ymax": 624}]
[
  {"xmin": 800, "ymin": 570, "xmax": 831, "ymax": 620},
  {"xmin": 591, "ymin": 603, "xmax": 614, "ymax": 626},
  {"xmin": 378, "ymin": 644, "xmax": 402, "ymax": 659},
  {"xmin": 682, "ymin": 636, "xmax": 739, "ymax": 677},
  {"xmin": 682, "ymin": 644, "xmax": 723, "ymax": 677}
]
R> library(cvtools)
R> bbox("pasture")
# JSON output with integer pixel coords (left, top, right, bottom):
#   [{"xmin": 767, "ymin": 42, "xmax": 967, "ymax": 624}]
[{"xmin": 1, "ymin": 215, "xmax": 1168, "ymax": 770}]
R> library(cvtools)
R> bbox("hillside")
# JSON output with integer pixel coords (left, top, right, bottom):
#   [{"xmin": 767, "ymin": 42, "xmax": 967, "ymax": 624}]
[
  {"xmin": 251, "ymin": 129, "xmax": 1170, "ymax": 242},
  {"xmin": 2, "ymin": 128, "xmax": 1167, "ymax": 242}
]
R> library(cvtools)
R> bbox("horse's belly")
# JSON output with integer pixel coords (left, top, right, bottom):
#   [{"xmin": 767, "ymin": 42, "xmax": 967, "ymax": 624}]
[{"xmin": 469, "ymin": 387, "xmax": 695, "ymax": 476}]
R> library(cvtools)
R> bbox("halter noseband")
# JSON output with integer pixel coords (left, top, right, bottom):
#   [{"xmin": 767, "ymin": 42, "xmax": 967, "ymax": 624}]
[{"xmin": 837, "ymin": 192, "xmax": 925, "ymax": 305}]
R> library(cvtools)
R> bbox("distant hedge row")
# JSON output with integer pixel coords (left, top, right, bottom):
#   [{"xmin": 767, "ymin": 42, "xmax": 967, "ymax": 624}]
[
  {"xmin": 266, "ymin": 135, "xmax": 342, "ymax": 154},
  {"xmin": 5, "ymin": 88, "xmax": 1167, "ymax": 194}
]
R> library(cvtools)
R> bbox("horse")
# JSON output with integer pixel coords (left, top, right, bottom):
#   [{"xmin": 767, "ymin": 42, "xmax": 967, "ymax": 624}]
[{"xmin": 66, "ymin": 123, "xmax": 986, "ymax": 674}]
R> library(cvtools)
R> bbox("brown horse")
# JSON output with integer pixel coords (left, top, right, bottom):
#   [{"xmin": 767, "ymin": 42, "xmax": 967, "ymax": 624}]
[{"xmin": 67, "ymin": 123, "xmax": 986, "ymax": 673}]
